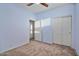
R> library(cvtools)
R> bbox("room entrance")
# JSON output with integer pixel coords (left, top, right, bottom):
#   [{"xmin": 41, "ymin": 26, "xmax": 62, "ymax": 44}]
[{"xmin": 30, "ymin": 20, "xmax": 35, "ymax": 41}]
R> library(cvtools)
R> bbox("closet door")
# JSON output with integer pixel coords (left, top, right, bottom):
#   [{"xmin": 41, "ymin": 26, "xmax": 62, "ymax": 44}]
[
  {"xmin": 41, "ymin": 18, "xmax": 52, "ymax": 44},
  {"xmin": 52, "ymin": 17, "xmax": 63, "ymax": 45},
  {"xmin": 35, "ymin": 20, "xmax": 41, "ymax": 41},
  {"xmin": 52, "ymin": 16, "xmax": 72, "ymax": 46},
  {"xmin": 61, "ymin": 16, "xmax": 72, "ymax": 46}
]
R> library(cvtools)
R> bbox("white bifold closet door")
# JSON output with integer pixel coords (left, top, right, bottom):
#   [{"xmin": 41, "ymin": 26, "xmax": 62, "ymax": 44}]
[
  {"xmin": 41, "ymin": 18, "xmax": 52, "ymax": 44},
  {"xmin": 35, "ymin": 20, "xmax": 41, "ymax": 41},
  {"xmin": 52, "ymin": 16, "xmax": 72, "ymax": 46}
]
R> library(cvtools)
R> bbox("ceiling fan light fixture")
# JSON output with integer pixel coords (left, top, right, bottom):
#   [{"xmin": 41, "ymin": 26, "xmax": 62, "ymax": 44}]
[{"xmin": 27, "ymin": 3, "xmax": 48, "ymax": 7}]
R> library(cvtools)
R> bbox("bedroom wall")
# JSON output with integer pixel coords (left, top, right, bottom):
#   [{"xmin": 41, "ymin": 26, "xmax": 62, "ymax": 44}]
[
  {"xmin": 0, "ymin": 4, "xmax": 35, "ymax": 53},
  {"xmin": 74, "ymin": 4, "xmax": 79, "ymax": 55},
  {"xmin": 35, "ymin": 4, "xmax": 74, "ymax": 19},
  {"xmin": 35, "ymin": 4, "xmax": 78, "ymax": 53}
]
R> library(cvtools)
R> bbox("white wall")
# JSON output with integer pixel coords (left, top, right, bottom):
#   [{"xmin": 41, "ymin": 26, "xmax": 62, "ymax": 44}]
[{"xmin": 0, "ymin": 4, "xmax": 35, "ymax": 53}]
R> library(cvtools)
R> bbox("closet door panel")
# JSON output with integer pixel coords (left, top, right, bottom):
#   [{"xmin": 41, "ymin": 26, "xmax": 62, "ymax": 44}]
[{"xmin": 52, "ymin": 16, "xmax": 72, "ymax": 46}]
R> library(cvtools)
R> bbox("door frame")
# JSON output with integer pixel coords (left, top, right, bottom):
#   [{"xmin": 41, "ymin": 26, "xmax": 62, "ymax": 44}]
[{"xmin": 29, "ymin": 20, "xmax": 35, "ymax": 41}]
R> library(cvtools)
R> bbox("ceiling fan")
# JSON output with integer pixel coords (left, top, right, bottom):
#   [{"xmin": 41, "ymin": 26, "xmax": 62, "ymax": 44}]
[{"xmin": 27, "ymin": 3, "xmax": 48, "ymax": 7}]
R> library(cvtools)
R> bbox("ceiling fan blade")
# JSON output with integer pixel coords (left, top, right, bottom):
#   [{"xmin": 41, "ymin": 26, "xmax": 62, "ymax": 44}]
[
  {"xmin": 40, "ymin": 3, "xmax": 48, "ymax": 7},
  {"xmin": 27, "ymin": 3, "xmax": 34, "ymax": 6}
]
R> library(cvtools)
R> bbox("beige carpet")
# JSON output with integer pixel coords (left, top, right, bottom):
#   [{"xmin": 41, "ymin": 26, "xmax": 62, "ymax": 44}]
[{"xmin": 0, "ymin": 40, "xmax": 77, "ymax": 56}]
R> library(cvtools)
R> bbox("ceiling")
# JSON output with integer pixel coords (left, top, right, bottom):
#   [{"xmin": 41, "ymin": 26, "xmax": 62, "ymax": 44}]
[{"xmin": 19, "ymin": 3, "xmax": 70, "ymax": 14}]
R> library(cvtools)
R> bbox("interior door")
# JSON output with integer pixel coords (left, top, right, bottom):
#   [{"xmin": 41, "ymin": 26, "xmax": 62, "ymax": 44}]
[
  {"xmin": 35, "ymin": 20, "xmax": 41, "ymax": 41},
  {"xmin": 52, "ymin": 16, "xmax": 72, "ymax": 46}
]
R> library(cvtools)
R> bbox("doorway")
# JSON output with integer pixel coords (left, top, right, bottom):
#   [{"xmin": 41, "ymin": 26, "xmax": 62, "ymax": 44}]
[
  {"xmin": 30, "ymin": 20, "xmax": 35, "ymax": 41},
  {"xmin": 30, "ymin": 20, "xmax": 41, "ymax": 41}
]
